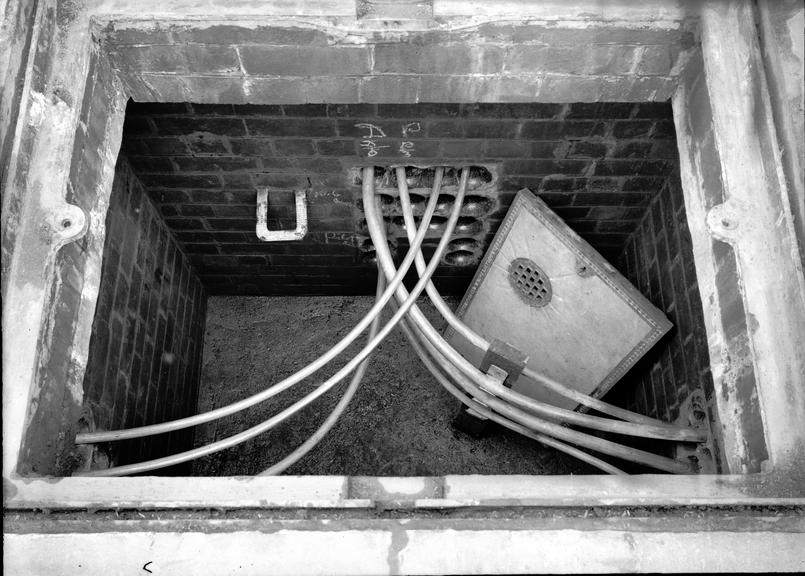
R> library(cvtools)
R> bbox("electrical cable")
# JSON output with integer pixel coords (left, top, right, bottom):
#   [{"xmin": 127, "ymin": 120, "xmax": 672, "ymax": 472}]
[
  {"xmin": 257, "ymin": 272, "xmax": 386, "ymax": 476},
  {"xmin": 393, "ymin": 167, "xmax": 703, "ymax": 443},
  {"xmin": 393, "ymin": 165, "xmax": 706, "ymax": 439},
  {"xmin": 365, "ymin": 168, "xmax": 693, "ymax": 473},
  {"xmin": 74, "ymin": 173, "xmax": 445, "ymax": 446},
  {"xmin": 75, "ymin": 166, "xmax": 466, "ymax": 476},
  {"xmin": 393, "ymin": 306, "xmax": 626, "ymax": 475}
]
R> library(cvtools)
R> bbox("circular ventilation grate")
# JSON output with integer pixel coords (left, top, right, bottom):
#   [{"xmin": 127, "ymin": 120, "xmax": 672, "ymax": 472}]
[{"xmin": 508, "ymin": 257, "xmax": 552, "ymax": 308}]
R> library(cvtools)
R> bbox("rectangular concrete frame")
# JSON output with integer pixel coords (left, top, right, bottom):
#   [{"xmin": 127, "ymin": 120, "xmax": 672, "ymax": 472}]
[{"xmin": 3, "ymin": 0, "xmax": 804, "ymax": 573}]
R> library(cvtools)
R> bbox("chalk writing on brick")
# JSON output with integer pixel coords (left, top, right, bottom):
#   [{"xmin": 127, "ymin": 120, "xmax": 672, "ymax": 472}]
[
  {"xmin": 355, "ymin": 123, "xmax": 387, "ymax": 139},
  {"xmin": 354, "ymin": 122, "xmax": 423, "ymax": 158},
  {"xmin": 402, "ymin": 122, "xmax": 421, "ymax": 137},
  {"xmin": 355, "ymin": 123, "xmax": 389, "ymax": 157},
  {"xmin": 359, "ymin": 139, "xmax": 390, "ymax": 157},
  {"xmin": 399, "ymin": 141, "xmax": 415, "ymax": 158}
]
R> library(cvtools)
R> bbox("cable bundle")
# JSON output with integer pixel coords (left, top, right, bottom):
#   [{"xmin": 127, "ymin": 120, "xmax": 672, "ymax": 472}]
[{"xmin": 74, "ymin": 166, "xmax": 705, "ymax": 477}]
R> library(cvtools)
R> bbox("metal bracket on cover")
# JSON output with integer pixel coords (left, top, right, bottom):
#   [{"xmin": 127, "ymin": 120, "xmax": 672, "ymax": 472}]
[
  {"xmin": 256, "ymin": 187, "xmax": 308, "ymax": 242},
  {"xmin": 480, "ymin": 339, "xmax": 530, "ymax": 388},
  {"xmin": 453, "ymin": 349, "xmax": 526, "ymax": 438}
]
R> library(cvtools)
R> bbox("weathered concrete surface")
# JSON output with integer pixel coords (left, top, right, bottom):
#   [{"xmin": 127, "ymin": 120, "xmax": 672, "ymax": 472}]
[
  {"xmin": 88, "ymin": 0, "xmax": 356, "ymax": 17},
  {"xmin": 5, "ymin": 510, "xmax": 805, "ymax": 575},
  {"xmin": 89, "ymin": 0, "xmax": 693, "ymax": 24},
  {"xmin": 757, "ymin": 0, "xmax": 805, "ymax": 260},
  {"xmin": 674, "ymin": 0, "xmax": 805, "ymax": 474},
  {"xmin": 0, "ymin": 0, "xmax": 37, "ymax": 293},
  {"xmin": 433, "ymin": 0, "xmax": 691, "ymax": 22},
  {"xmin": 6, "ymin": 472, "xmax": 805, "ymax": 511},
  {"xmin": 1, "ymin": 1, "xmax": 127, "ymax": 477},
  {"xmin": 95, "ymin": 11, "xmax": 697, "ymax": 105}
]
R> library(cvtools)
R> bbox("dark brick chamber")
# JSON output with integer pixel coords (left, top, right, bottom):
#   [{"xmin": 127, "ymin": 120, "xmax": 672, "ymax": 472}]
[
  {"xmin": 80, "ymin": 157, "xmax": 207, "ymax": 473},
  {"xmin": 120, "ymin": 101, "xmax": 676, "ymax": 296},
  {"xmin": 100, "ymin": 100, "xmax": 715, "ymax": 474}
]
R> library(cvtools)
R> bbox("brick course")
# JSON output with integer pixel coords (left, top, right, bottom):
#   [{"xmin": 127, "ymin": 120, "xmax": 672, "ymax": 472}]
[{"xmin": 81, "ymin": 157, "xmax": 207, "ymax": 472}]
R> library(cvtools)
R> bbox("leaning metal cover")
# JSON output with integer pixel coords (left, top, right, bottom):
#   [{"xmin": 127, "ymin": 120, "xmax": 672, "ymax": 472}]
[{"xmin": 445, "ymin": 189, "xmax": 672, "ymax": 412}]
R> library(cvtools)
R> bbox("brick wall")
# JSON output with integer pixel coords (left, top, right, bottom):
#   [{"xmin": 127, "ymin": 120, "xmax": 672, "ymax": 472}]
[
  {"xmin": 607, "ymin": 173, "xmax": 715, "ymax": 459},
  {"xmin": 81, "ymin": 156, "xmax": 207, "ymax": 472},
  {"xmin": 121, "ymin": 101, "xmax": 676, "ymax": 296}
]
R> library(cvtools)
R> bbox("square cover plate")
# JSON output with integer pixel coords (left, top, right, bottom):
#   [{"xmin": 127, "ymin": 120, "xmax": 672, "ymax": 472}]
[{"xmin": 445, "ymin": 189, "xmax": 672, "ymax": 411}]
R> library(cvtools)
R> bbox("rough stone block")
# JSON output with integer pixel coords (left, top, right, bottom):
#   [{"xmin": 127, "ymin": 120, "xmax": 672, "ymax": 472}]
[
  {"xmin": 418, "ymin": 75, "xmax": 499, "ymax": 102},
  {"xmin": 117, "ymin": 45, "xmax": 240, "ymax": 74},
  {"xmin": 246, "ymin": 77, "xmax": 360, "ymax": 104},
  {"xmin": 507, "ymin": 45, "xmax": 637, "ymax": 75},
  {"xmin": 360, "ymin": 75, "xmax": 421, "ymax": 103},
  {"xmin": 373, "ymin": 44, "xmax": 504, "ymax": 75},
  {"xmin": 171, "ymin": 24, "xmax": 330, "ymax": 46},
  {"xmin": 633, "ymin": 44, "xmax": 674, "ymax": 76},
  {"xmin": 240, "ymin": 46, "xmax": 371, "ymax": 76}
]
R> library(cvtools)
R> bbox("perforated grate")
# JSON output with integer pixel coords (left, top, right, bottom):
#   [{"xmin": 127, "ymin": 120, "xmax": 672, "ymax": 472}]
[{"xmin": 508, "ymin": 257, "xmax": 552, "ymax": 308}]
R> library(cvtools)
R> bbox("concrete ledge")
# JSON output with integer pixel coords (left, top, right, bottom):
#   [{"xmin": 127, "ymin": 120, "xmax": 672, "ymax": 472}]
[
  {"xmin": 442, "ymin": 473, "xmax": 805, "ymax": 506},
  {"xmin": 433, "ymin": 0, "xmax": 690, "ymax": 24},
  {"xmin": 3, "ymin": 476, "xmax": 360, "ymax": 510},
  {"xmin": 5, "ymin": 474, "xmax": 804, "ymax": 511},
  {"xmin": 88, "ymin": 0, "xmax": 357, "ymax": 18}
]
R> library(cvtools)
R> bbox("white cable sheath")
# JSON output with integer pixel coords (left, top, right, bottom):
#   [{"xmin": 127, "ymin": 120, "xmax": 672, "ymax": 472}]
[
  {"xmin": 76, "ymin": 167, "xmax": 465, "ymax": 476},
  {"xmin": 74, "ymin": 175, "xmax": 444, "ymax": 446},
  {"xmin": 366, "ymin": 169, "xmax": 692, "ymax": 474}
]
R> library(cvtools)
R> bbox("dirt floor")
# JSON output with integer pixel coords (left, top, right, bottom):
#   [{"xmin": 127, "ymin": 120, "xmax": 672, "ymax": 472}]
[{"xmin": 192, "ymin": 295, "xmax": 595, "ymax": 476}]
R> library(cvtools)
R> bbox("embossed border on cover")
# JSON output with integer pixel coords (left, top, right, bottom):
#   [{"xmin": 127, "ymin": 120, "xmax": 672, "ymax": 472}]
[{"xmin": 446, "ymin": 188, "xmax": 673, "ymax": 408}]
